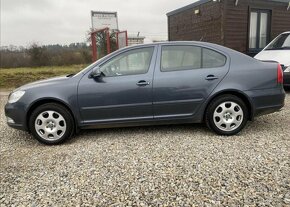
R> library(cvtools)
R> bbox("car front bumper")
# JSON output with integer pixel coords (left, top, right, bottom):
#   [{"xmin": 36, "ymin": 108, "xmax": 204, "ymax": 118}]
[{"xmin": 5, "ymin": 102, "xmax": 28, "ymax": 131}]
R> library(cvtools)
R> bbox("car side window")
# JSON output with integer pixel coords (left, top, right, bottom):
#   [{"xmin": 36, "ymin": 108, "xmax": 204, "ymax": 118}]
[
  {"xmin": 100, "ymin": 47, "xmax": 154, "ymax": 77},
  {"xmin": 202, "ymin": 48, "xmax": 226, "ymax": 68},
  {"xmin": 161, "ymin": 45, "xmax": 227, "ymax": 72},
  {"xmin": 161, "ymin": 46, "xmax": 202, "ymax": 72}
]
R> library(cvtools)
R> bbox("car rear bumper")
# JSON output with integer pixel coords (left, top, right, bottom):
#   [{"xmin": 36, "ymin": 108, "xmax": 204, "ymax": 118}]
[
  {"xmin": 5, "ymin": 102, "xmax": 28, "ymax": 131},
  {"xmin": 245, "ymin": 87, "xmax": 285, "ymax": 118}
]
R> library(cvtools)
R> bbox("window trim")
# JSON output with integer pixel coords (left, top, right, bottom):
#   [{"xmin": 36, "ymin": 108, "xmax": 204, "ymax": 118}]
[
  {"xmin": 160, "ymin": 45, "xmax": 227, "ymax": 72},
  {"xmin": 98, "ymin": 46, "xmax": 155, "ymax": 77}
]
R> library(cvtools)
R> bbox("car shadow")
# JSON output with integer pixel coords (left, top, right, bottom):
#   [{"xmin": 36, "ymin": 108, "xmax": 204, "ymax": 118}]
[
  {"xmin": 67, "ymin": 113, "xmax": 286, "ymax": 145},
  {"xmin": 4, "ymin": 118, "xmax": 283, "ymax": 147},
  {"xmin": 68, "ymin": 123, "xmax": 211, "ymax": 144}
]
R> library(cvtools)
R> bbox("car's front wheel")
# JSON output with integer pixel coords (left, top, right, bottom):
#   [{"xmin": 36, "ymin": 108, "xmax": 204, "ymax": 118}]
[
  {"xmin": 29, "ymin": 103, "xmax": 74, "ymax": 145},
  {"xmin": 205, "ymin": 95, "xmax": 248, "ymax": 135}
]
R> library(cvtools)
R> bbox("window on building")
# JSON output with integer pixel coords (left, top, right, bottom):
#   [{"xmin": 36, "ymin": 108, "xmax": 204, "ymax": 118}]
[{"xmin": 249, "ymin": 10, "xmax": 271, "ymax": 50}]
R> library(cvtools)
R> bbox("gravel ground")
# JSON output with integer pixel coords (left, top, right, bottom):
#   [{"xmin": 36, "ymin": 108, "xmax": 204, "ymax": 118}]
[{"xmin": 1, "ymin": 92, "xmax": 290, "ymax": 206}]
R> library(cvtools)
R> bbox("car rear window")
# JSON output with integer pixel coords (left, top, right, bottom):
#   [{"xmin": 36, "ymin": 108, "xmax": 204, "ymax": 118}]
[{"xmin": 265, "ymin": 33, "xmax": 290, "ymax": 50}]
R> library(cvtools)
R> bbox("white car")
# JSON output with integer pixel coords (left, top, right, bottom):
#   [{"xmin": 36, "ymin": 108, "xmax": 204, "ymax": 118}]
[{"xmin": 255, "ymin": 31, "xmax": 290, "ymax": 87}]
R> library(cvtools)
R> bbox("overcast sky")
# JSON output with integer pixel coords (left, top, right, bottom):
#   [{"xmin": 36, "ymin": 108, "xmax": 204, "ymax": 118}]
[{"xmin": 0, "ymin": 0, "xmax": 197, "ymax": 46}]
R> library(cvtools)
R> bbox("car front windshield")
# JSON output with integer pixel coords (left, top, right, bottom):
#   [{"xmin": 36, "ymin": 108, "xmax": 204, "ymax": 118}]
[{"xmin": 265, "ymin": 33, "xmax": 290, "ymax": 50}]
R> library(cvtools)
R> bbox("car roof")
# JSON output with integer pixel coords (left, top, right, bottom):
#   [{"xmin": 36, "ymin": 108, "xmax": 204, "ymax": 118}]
[
  {"xmin": 124, "ymin": 41, "xmax": 237, "ymax": 56},
  {"xmin": 125, "ymin": 41, "xmax": 227, "ymax": 49}
]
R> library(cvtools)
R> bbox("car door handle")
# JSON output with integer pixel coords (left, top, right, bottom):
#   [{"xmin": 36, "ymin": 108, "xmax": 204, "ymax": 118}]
[
  {"xmin": 136, "ymin": 80, "xmax": 150, "ymax": 86},
  {"xmin": 205, "ymin": 75, "xmax": 219, "ymax": 81}
]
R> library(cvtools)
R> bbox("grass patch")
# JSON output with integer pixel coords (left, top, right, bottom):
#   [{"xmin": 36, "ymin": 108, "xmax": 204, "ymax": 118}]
[{"xmin": 0, "ymin": 65, "xmax": 87, "ymax": 89}]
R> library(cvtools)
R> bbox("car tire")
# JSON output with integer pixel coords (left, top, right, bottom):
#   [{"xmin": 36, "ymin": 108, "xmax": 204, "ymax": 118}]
[
  {"xmin": 205, "ymin": 95, "xmax": 248, "ymax": 135},
  {"xmin": 29, "ymin": 103, "xmax": 74, "ymax": 145}
]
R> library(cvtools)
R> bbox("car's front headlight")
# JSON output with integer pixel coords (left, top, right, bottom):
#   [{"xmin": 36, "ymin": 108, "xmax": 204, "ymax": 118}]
[
  {"xmin": 284, "ymin": 66, "xmax": 290, "ymax": 73},
  {"xmin": 8, "ymin": 90, "xmax": 25, "ymax": 103}
]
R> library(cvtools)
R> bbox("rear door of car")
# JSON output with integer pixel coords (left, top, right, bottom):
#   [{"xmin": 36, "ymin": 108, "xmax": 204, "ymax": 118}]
[{"xmin": 153, "ymin": 44, "xmax": 230, "ymax": 119}]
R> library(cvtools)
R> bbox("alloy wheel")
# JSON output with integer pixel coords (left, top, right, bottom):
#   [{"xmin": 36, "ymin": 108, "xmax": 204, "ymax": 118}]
[
  {"xmin": 213, "ymin": 101, "xmax": 244, "ymax": 132},
  {"xmin": 34, "ymin": 110, "xmax": 67, "ymax": 141}
]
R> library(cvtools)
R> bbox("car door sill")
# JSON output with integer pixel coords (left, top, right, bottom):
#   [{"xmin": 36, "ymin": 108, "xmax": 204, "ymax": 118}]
[
  {"xmin": 80, "ymin": 116, "xmax": 195, "ymax": 129},
  {"xmin": 80, "ymin": 113, "xmax": 196, "ymax": 129},
  {"xmin": 82, "ymin": 116, "xmax": 153, "ymax": 125}
]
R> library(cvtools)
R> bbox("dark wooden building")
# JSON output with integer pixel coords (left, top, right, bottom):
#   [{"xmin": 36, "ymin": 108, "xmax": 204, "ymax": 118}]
[{"xmin": 167, "ymin": 0, "xmax": 290, "ymax": 55}]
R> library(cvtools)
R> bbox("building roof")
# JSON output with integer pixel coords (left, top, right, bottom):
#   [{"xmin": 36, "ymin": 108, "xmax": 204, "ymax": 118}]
[
  {"xmin": 166, "ymin": 0, "xmax": 290, "ymax": 16},
  {"xmin": 167, "ymin": 0, "xmax": 211, "ymax": 17},
  {"xmin": 128, "ymin": 35, "xmax": 145, "ymax": 40}
]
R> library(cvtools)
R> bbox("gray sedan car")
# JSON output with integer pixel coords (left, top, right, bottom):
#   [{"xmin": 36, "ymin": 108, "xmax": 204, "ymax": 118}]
[{"xmin": 5, "ymin": 42, "xmax": 285, "ymax": 144}]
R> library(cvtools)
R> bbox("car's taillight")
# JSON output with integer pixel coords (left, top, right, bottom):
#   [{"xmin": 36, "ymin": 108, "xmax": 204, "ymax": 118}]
[{"xmin": 277, "ymin": 64, "xmax": 283, "ymax": 84}]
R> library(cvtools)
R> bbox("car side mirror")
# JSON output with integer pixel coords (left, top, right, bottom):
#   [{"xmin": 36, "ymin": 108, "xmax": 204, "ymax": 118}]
[{"xmin": 89, "ymin": 67, "xmax": 103, "ymax": 79}]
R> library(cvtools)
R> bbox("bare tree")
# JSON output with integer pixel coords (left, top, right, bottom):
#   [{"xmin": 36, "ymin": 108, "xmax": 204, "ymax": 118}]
[{"xmin": 27, "ymin": 43, "xmax": 50, "ymax": 67}]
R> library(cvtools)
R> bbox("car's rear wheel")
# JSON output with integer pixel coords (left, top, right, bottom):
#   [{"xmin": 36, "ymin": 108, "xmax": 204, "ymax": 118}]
[
  {"xmin": 29, "ymin": 103, "xmax": 74, "ymax": 145},
  {"xmin": 205, "ymin": 95, "xmax": 248, "ymax": 135}
]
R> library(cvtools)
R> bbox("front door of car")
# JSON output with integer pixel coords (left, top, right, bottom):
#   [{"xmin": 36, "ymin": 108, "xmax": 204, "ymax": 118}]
[
  {"xmin": 153, "ymin": 44, "xmax": 230, "ymax": 118},
  {"xmin": 78, "ymin": 46, "xmax": 157, "ymax": 124}
]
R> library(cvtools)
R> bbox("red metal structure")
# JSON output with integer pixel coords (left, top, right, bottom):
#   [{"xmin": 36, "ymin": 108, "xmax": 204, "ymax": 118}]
[
  {"xmin": 90, "ymin": 27, "xmax": 111, "ymax": 62},
  {"xmin": 90, "ymin": 28, "xmax": 128, "ymax": 62},
  {"xmin": 116, "ymin": 31, "xmax": 128, "ymax": 49}
]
